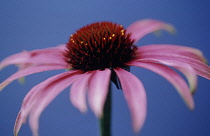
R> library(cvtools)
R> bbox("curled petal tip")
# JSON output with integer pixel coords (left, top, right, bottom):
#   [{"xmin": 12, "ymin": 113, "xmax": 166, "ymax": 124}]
[
  {"xmin": 191, "ymin": 88, "xmax": 197, "ymax": 95},
  {"xmin": 0, "ymin": 81, "xmax": 11, "ymax": 91},
  {"xmin": 165, "ymin": 24, "xmax": 176, "ymax": 34},
  {"xmin": 0, "ymin": 61, "xmax": 7, "ymax": 70},
  {"xmin": 133, "ymin": 125, "xmax": 141, "ymax": 133},
  {"xmin": 14, "ymin": 130, "xmax": 18, "ymax": 136},
  {"xmin": 187, "ymin": 99, "xmax": 195, "ymax": 111},
  {"xmin": 153, "ymin": 25, "xmax": 175, "ymax": 37},
  {"xmin": 14, "ymin": 130, "xmax": 21, "ymax": 136},
  {"xmin": 153, "ymin": 23, "xmax": 176, "ymax": 36},
  {"xmin": 189, "ymin": 104, "xmax": 195, "ymax": 111},
  {"xmin": 14, "ymin": 114, "xmax": 24, "ymax": 136}
]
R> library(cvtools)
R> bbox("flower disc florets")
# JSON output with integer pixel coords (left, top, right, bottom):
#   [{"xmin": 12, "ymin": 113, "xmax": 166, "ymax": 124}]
[{"xmin": 65, "ymin": 22, "xmax": 137, "ymax": 71}]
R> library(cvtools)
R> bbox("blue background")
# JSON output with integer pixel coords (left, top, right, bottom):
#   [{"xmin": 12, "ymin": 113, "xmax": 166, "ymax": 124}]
[{"xmin": 0, "ymin": 0, "xmax": 210, "ymax": 136}]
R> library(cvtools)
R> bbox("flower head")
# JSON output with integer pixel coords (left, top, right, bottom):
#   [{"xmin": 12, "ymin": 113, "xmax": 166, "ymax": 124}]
[
  {"xmin": 1, "ymin": 19, "xmax": 210, "ymax": 136},
  {"xmin": 65, "ymin": 22, "xmax": 137, "ymax": 71}
]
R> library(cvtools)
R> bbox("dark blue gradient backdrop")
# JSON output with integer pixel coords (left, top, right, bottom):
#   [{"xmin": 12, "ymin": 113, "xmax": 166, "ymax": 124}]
[{"xmin": 0, "ymin": 0, "xmax": 210, "ymax": 136}]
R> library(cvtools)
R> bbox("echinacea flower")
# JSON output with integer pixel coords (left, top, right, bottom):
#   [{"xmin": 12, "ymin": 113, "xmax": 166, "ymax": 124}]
[{"xmin": 1, "ymin": 19, "xmax": 210, "ymax": 136}]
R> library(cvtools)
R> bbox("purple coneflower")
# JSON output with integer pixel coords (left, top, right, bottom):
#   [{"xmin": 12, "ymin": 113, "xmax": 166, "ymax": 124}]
[{"xmin": 1, "ymin": 19, "xmax": 210, "ymax": 136}]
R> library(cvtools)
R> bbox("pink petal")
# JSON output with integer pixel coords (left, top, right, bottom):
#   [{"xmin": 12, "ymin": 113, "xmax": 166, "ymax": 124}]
[
  {"xmin": 114, "ymin": 68, "xmax": 147, "ymax": 132},
  {"xmin": 0, "ymin": 45, "xmax": 66, "ymax": 69},
  {"xmin": 126, "ymin": 19, "xmax": 175, "ymax": 42},
  {"xmin": 88, "ymin": 69, "xmax": 111, "ymax": 118},
  {"xmin": 134, "ymin": 49, "xmax": 198, "ymax": 93},
  {"xmin": 0, "ymin": 51, "xmax": 30, "ymax": 69},
  {"xmin": 14, "ymin": 70, "xmax": 82, "ymax": 136},
  {"xmin": 128, "ymin": 61, "xmax": 194, "ymax": 110},
  {"xmin": 171, "ymin": 64, "xmax": 197, "ymax": 94},
  {"xmin": 13, "ymin": 111, "xmax": 26, "ymax": 136},
  {"xmin": 70, "ymin": 71, "xmax": 93, "ymax": 112},
  {"xmin": 137, "ymin": 44, "xmax": 206, "ymax": 63},
  {"xmin": 138, "ymin": 53, "xmax": 210, "ymax": 80},
  {"xmin": 0, "ymin": 65, "xmax": 66, "ymax": 91}
]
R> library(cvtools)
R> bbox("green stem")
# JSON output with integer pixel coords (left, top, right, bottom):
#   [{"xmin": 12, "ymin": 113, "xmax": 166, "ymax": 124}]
[{"xmin": 100, "ymin": 83, "xmax": 112, "ymax": 136}]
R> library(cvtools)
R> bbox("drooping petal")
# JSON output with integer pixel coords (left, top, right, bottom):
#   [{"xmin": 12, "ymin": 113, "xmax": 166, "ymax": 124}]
[
  {"xmin": 14, "ymin": 70, "xmax": 82, "ymax": 136},
  {"xmin": 0, "ymin": 51, "xmax": 30, "ymax": 69},
  {"xmin": 134, "ymin": 49, "xmax": 199, "ymax": 93},
  {"xmin": 171, "ymin": 64, "xmax": 197, "ymax": 94},
  {"xmin": 0, "ymin": 45, "xmax": 66, "ymax": 69},
  {"xmin": 114, "ymin": 68, "xmax": 147, "ymax": 132},
  {"xmin": 137, "ymin": 44, "xmax": 207, "ymax": 63},
  {"xmin": 0, "ymin": 65, "xmax": 66, "ymax": 91},
  {"xmin": 128, "ymin": 61, "xmax": 194, "ymax": 110},
  {"xmin": 13, "ymin": 111, "xmax": 26, "ymax": 136},
  {"xmin": 137, "ymin": 53, "xmax": 210, "ymax": 80},
  {"xmin": 88, "ymin": 69, "xmax": 111, "ymax": 118},
  {"xmin": 70, "ymin": 71, "xmax": 93, "ymax": 112},
  {"xmin": 126, "ymin": 19, "xmax": 175, "ymax": 42}
]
